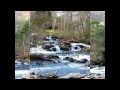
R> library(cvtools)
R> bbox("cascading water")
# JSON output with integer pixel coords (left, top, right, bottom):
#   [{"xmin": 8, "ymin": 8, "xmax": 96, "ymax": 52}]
[{"xmin": 16, "ymin": 36, "xmax": 93, "ymax": 79}]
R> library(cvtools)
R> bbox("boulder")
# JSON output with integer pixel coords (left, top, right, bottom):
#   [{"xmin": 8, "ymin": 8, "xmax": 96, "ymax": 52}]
[
  {"xmin": 52, "ymin": 48, "xmax": 56, "ymax": 51},
  {"xmin": 42, "ymin": 45, "xmax": 52, "ymax": 49},
  {"xmin": 30, "ymin": 54, "xmax": 45, "ymax": 60},
  {"xmin": 76, "ymin": 59, "xmax": 89, "ymax": 63},
  {"xmin": 63, "ymin": 57, "xmax": 74, "ymax": 62}
]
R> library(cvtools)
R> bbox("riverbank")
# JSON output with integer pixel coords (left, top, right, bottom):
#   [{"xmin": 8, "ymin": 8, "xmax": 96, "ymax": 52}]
[{"xmin": 20, "ymin": 69, "xmax": 105, "ymax": 79}]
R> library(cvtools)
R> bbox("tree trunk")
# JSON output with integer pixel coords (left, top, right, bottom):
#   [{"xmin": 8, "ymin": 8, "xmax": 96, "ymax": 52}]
[
  {"xmin": 61, "ymin": 12, "xmax": 62, "ymax": 34},
  {"xmin": 22, "ymin": 34, "xmax": 25, "ymax": 59}
]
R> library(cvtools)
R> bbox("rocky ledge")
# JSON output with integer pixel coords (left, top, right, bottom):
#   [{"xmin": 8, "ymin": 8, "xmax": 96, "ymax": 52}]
[{"xmin": 21, "ymin": 72, "xmax": 105, "ymax": 79}]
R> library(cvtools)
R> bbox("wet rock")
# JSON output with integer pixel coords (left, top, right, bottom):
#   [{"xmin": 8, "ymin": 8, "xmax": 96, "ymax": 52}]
[
  {"xmin": 59, "ymin": 73, "xmax": 84, "ymax": 79},
  {"xmin": 64, "ymin": 42, "xmax": 71, "ymax": 47},
  {"xmin": 93, "ymin": 76, "xmax": 100, "ymax": 79},
  {"xmin": 21, "ymin": 72, "xmax": 43, "ymax": 79},
  {"xmin": 77, "ymin": 45, "xmax": 85, "ymax": 48},
  {"xmin": 60, "ymin": 45, "xmax": 70, "ymax": 51},
  {"xmin": 90, "ymin": 65, "xmax": 95, "ymax": 69},
  {"xmin": 30, "ymin": 54, "xmax": 45, "ymax": 60},
  {"xmin": 69, "ymin": 58, "xmax": 74, "ymax": 62},
  {"xmin": 51, "ymin": 36, "xmax": 59, "ymax": 40},
  {"xmin": 30, "ymin": 71, "xmax": 35, "ymax": 75},
  {"xmin": 99, "ymin": 76, "xmax": 105, "ymax": 79},
  {"xmin": 76, "ymin": 59, "xmax": 89, "ymax": 63},
  {"xmin": 51, "ymin": 48, "xmax": 56, "ymax": 51},
  {"xmin": 45, "ymin": 74, "xmax": 58, "ymax": 79},
  {"xmin": 63, "ymin": 57, "xmax": 69, "ymax": 60},
  {"xmin": 85, "ymin": 41, "xmax": 90, "ymax": 45},
  {"xmin": 21, "ymin": 74, "xmax": 30, "ymax": 79},
  {"xmin": 82, "ymin": 47, "xmax": 90, "ymax": 52},
  {"xmin": 90, "ymin": 60, "xmax": 101, "ymax": 65},
  {"xmin": 46, "ymin": 49, "xmax": 52, "ymax": 51},
  {"xmin": 90, "ymin": 73, "xmax": 105, "ymax": 79},
  {"xmin": 21, "ymin": 78, "xmax": 27, "ymax": 79},
  {"xmin": 63, "ymin": 57, "xmax": 74, "ymax": 62},
  {"xmin": 30, "ymin": 74, "xmax": 41, "ymax": 79},
  {"xmin": 46, "ymin": 55, "xmax": 59, "ymax": 60},
  {"xmin": 42, "ymin": 45, "xmax": 52, "ymax": 49}
]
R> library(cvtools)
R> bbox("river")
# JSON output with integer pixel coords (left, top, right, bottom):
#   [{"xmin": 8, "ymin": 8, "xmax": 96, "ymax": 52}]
[{"xmin": 15, "ymin": 36, "xmax": 105, "ymax": 79}]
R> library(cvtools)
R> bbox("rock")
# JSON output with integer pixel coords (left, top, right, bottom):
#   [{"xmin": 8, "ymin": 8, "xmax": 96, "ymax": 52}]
[
  {"xmin": 22, "ymin": 74, "xmax": 30, "ymax": 79},
  {"xmin": 90, "ymin": 65, "xmax": 95, "ymax": 69},
  {"xmin": 93, "ymin": 76, "xmax": 100, "ymax": 79},
  {"xmin": 45, "ymin": 74, "xmax": 58, "ymax": 79},
  {"xmin": 45, "ymin": 55, "xmax": 59, "ymax": 60},
  {"xmin": 77, "ymin": 45, "xmax": 85, "ymax": 48},
  {"xmin": 60, "ymin": 46, "xmax": 70, "ymax": 51},
  {"xmin": 63, "ymin": 57, "xmax": 69, "ymax": 60},
  {"xmin": 85, "ymin": 41, "xmax": 90, "ymax": 45},
  {"xmin": 42, "ymin": 45, "xmax": 52, "ymax": 49},
  {"xmin": 46, "ymin": 49, "xmax": 52, "ymax": 51},
  {"xmin": 90, "ymin": 60, "xmax": 101, "ymax": 65},
  {"xmin": 96, "ymin": 73, "xmax": 101, "ymax": 76},
  {"xmin": 69, "ymin": 58, "xmax": 74, "ymax": 62},
  {"xmin": 30, "ymin": 71, "xmax": 35, "ymax": 75},
  {"xmin": 30, "ymin": 74, "xmax": 41, "ymax": 79},
  {"xmin": 64, "ymin": 42, "xmax": 71, "ymax": 47},
  {"xmin": 22, "ymin": 72, "xmax": 43, "ymax": 79},
  {"xmin": 90, "ymin": 74, "xmax": 94, "ymax": 79},
  {"xmin": 51, "ymin": 36, "xmax": 59, "ymax": 40},
  {"xmin": 63, "ymin": 57, "xmax": 74, "ymax": 62},
  {"xmin": 52, "ymin": 48, "xmax": 56, "ymax": 51},
  {"xmin": 59, "ymin": 73, "xmax": 84, "ymax": 79},
  {"xmin": 21, "ymin": 78, "xmax": 27, "ymax": 79},
  {"xmin": 99, "ymin": 76, "xmax": 105, "ymax": 79},
  {"xmin": 77, "ymin": 59, "xmax": 89, "ymax": 63},
  {"xmin": 30, "ymin": 54, "xmax": 45, "ymax": 60}
]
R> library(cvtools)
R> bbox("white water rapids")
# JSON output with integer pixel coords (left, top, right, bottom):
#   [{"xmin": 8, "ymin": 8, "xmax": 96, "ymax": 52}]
[{"xmin": 15, "ymin": 37, "xmax": 105, "ymax": 79}]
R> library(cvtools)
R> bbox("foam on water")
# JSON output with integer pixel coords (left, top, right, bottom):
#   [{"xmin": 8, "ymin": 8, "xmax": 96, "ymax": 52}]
[
  {"xmin": 15, "ymin": 70, "xmax": 30, "ymax": 79},
  {"xmin": 30, "ymin": 60, "xmax": 90, "ymax": 77},
  {"xmin": 16, "ymin": 41, "xmax": 92, "ymax": 79},
  {"xmin": 90, "ymin": 67, "xmax": 105, "ymax": 76}
]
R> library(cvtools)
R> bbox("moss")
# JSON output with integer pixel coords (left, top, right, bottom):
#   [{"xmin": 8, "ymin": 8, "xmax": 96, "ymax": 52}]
[
  {"xmin": 24, "ymin": 58, "xmax": 30, "ymax": 62},
  {"xmin": 90, "ymin": 19, "xmax": 105, "ymax": 65},
  {"xmin": 33, "ymin": 16, "xmax": 48, "ymax": 26},
  {"xmin": 82, "ymin": 47, "xmax": 90, "ymax": 52}
]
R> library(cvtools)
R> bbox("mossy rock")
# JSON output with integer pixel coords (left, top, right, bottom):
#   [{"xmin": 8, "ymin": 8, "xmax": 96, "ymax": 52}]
[
  {"xmin": 23, "ymin": 58, "xmax": 30, "ymax": 62},
  {"xmin": 30, "ymin": 54, "xmax": 44, "ymax": 60},
  {"xmin": 82, "ymin": 47, "xmax": 90, "ymax": 52}
]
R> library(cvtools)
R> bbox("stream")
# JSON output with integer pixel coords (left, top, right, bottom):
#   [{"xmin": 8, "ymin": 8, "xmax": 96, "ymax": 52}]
[{"xmin": 15, "ymin": 36, "xmax": 105, "ymax": 79}]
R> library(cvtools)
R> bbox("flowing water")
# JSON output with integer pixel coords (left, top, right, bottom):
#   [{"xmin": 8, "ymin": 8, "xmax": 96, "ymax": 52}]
[{"xmin": 15, "ymin": 36, "xmax": 105, "ymax": 79}]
